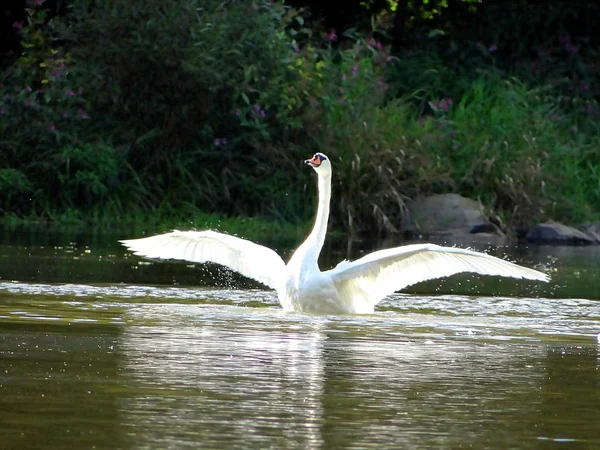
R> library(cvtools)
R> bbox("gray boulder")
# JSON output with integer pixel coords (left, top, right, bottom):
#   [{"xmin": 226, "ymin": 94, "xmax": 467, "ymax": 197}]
[
  {"xmin": 583, "ymin": 221, "xmax": 600, "ymax": 243},
  {"xmin": 525, "ymin": 221, "xmax": 596, "ymax": 245},
  {"xmin": 403, "ymin": 194, "xmax": 507, "ymax": 246}
]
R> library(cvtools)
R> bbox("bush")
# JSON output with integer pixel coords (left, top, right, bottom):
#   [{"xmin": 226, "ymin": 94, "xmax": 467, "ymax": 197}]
[
  {"xmin": 421, "ymin": 77, "xmax": 600, "ymax": 228},
  {"xmin": 0, "ymin": 1, "xmax": 98, "ymax": 215},
  {"xmin": 2, "ymin": 0, "xmax": 313, "ymax": 219},
  {"xmin": 47, "ymin": 0, "xmax": 339, "ymax": 220}
]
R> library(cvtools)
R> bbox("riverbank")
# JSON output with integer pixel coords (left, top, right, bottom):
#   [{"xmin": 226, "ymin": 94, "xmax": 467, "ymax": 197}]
[{"xmin": 0, "ymin": 211, "xmax": 312, "ymax": 247}]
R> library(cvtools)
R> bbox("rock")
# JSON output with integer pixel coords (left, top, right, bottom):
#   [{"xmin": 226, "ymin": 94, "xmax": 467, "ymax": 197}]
[
  {"xmin": 583, "ymin": 221, "xmax": 600, "ymax": 243},
  {"xmin": 403, "ymin": 193, "xmax": 507, "ymax": 245},
  {"xmin": 525, "ymin": 221, "xmax": 596, "ymax": 245},
  {"xmin": 405, "ymin": 194, "xmax": 485, "ymax": 232}
]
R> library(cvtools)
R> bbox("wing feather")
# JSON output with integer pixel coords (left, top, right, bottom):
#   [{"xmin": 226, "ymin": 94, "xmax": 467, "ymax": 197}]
[
  {"xmin": 120, "ymin": 230, "xmax": 286, "ymax": 290},
  {"xmin": 327, "ymin": 244, "xmax": 549, "ymax": 307}
]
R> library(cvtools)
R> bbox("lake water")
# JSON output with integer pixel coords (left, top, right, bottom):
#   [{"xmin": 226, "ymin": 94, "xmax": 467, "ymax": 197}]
[{"xmin": 0, "ymin": 228, "xmax": 599, "ymax": 449}]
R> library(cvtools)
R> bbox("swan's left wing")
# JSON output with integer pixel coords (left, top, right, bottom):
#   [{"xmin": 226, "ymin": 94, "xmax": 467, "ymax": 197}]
[
  {"xmin": 120, "ymin": 230, "xmax": 286, "ymax": 290},
  {"xmin": 326, "ymin": 243, "xmax": 549, "ymax": 307}
]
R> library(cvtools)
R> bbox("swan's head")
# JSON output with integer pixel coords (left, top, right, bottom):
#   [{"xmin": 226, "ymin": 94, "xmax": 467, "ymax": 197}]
[{"xmin": 305, "ymin": 153, "xmax": 331, "ymax": 175}]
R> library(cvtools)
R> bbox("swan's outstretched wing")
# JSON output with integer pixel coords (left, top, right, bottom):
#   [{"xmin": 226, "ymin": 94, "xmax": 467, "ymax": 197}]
[
  {"xmin": 327, "ymin": 244, "xmax": 549, "ymax": 307},
  {"xmin": 120, "ymin": 230, "xmax": 286, "ymax": 290}
]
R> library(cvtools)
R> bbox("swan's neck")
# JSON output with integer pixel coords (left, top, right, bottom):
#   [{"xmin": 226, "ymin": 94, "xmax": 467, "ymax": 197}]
[
  {"xmin": 289, "ymin": 170, "xmax": 331, "ymax": 272},
  {"xmin": 309, "ymin": 170, "xmax": 331, "ymax": 255}
]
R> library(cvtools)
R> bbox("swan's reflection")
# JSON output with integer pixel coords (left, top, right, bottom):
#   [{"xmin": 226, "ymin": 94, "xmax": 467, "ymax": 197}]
[
  {"xmin": 121, "ymin": 300, "xmax": 327, "ymax": 448},
  {"xmin": 118, "ymin": 296, "xmax": 563, "ymax": 449}
]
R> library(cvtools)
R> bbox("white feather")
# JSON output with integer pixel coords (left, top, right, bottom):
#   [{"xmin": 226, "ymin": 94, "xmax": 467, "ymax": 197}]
[
  {"xmin": 120, "ymin": 154, "xmax": 549, "ymax": 314},
  {"xmin": 327, "ymin": 243, "xmax": 549, "ymax": 309},
  {"xmin": 120, "ymin": 230, "xmax": 286, "ymax": 291}
]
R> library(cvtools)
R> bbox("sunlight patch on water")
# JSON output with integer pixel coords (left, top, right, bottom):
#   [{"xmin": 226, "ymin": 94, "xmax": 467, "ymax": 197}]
[{"xmin": 1, "ymin": 281, "xmax": 598, "ymax": 344}]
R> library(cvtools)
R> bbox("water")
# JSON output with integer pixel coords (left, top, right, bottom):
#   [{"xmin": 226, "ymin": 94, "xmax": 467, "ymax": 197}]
[{"xmin": 1, "ymin": 228, "xmax": 599, "ymax": 449}]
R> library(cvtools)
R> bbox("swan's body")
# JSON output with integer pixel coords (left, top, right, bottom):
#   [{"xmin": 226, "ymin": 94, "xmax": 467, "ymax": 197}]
[{"xmin": 120, "ymin": 153, "xmax": 549, "ymax": 314}]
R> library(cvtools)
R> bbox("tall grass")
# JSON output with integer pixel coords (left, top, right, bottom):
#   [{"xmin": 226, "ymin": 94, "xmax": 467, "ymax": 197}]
[{"xmin": 301, "ymin": 56, "xmax": 600, "ymax": 233}]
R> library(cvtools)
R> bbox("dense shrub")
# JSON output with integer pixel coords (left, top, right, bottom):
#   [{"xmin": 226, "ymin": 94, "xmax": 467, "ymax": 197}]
[
  {"xmin": 2, "ymin": 0, "xmax": 312, "ymax": 219},
  {"xmin": 0, "ymin": 2, "xmax": 100, "ymax": 215}
]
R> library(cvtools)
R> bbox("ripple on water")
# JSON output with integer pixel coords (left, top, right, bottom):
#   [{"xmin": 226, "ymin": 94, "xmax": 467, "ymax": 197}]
[
  {"xmin": 0, "ymin": 281, "xmax": 598, "ymax": 342},
  {"xmin": 1, "ymin": 280, "xmax": 599, "ymax": 449}
]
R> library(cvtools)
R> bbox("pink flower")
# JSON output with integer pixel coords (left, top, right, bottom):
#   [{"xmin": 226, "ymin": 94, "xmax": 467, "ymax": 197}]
[
  {"xmin": 440, "ymin": 98, "xmax": 453, "ymax": 112},
  {"xmin": 48, "ymin": 123, "xmax": 56, "ymax": 132},
  {"xmin": 585, "ymin": 102, "xmax": 595, "ymax": 116},
  {"xmin": 431, "ymin": 98, "xmax": 453, "ymax": 113},
  {"xmin": 327, "ymin": 29, "xmax": 337, "ymax": 42},
  {"xmin": 64, "ymin": 89, "xmax": 75, "ymax": 97},
  {"xmin": 351, "ymin": 65, "xmax": 358, "ymax": 77},
  {"xmin": 560, "ymin": 35, "xmax": 579, "ymax": 54},
  {"xmin": 375, "ymin": 41, "xmax": 383, "ymax": 50},
  {"xmin": 376, "ymin": 79, "xmax": 388, "ymax": 89},
  {"xmin": 12, "ymin": 21, "xmax": 24, "ymax": 31}
]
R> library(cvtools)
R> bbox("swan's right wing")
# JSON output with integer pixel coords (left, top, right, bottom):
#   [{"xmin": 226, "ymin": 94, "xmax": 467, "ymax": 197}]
[
  {"xmin": 327, "ymin": 243, "xmax": 549, "ymax": 308},
  {"xmin": 120, "ymin": 230, "xmax": 286, "ymax": 290}
]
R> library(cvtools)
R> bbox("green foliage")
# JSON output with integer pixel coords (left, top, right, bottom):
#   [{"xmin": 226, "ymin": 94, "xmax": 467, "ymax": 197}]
[
  {"xmin": 1, "ymin": 0, "xmax": 599, "ymax": 235},
  {"xmin": 415, "ymin": 77, "xmax": 600, "ymax": 228},
  {"xmin": 0, "ymin": 0, "xmax": 99, "ymax": 216},
  {"xmin": 296, "ymin": 38, "xmax": 600, "ymax": 232},
  {"xmin": 0, "ymin": 168, "xmax": 33, "ymax": 213},
  {"xmin": 51, "ymin": 0, "xmax": 316, "ymax": 217},
  {"xmin": 55, "ymin": 143, "xmax": 119, "ymax": 204}
]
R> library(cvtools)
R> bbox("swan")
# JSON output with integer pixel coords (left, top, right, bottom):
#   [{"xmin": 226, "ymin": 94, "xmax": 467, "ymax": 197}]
[{"xmin": 120, "ymin": 153, "xmax": 549, "ymax": 314}]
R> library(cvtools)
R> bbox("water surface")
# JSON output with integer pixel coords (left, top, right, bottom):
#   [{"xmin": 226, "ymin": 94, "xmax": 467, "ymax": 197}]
[{"xmin": 1, "ymin": 229, "xmax": 599, "ymax": 449}]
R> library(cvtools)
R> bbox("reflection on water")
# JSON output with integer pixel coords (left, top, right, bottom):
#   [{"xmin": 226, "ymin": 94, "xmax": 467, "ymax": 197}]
[
  {"xmin": 1, "ymin": 286, "xmax": 599, "ymax": 449},
  {"xmin": 0, "ymin": 229, "xmax": 599, "ymax": 449}
]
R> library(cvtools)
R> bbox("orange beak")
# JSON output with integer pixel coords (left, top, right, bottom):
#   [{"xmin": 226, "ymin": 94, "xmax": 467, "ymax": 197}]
[{"xmin": 305, "ymin": 155, "xmax": 321, "ymax": 167}]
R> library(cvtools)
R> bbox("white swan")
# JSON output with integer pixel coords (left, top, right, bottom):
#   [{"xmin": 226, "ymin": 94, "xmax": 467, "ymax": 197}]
[{"xmin": 120, "ymin": 153, "xmax": 549, "ymax": 314}]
